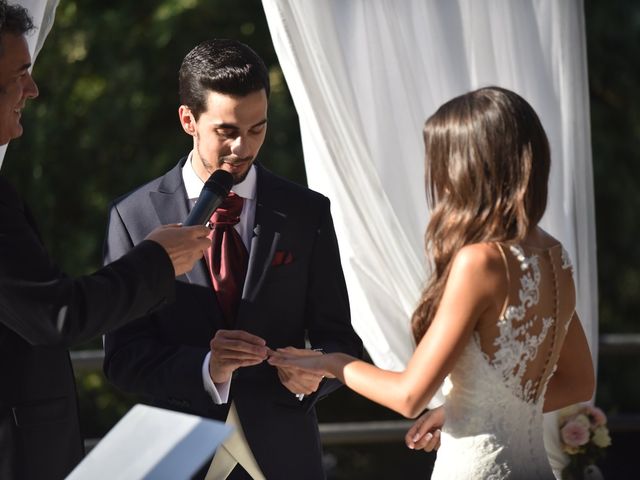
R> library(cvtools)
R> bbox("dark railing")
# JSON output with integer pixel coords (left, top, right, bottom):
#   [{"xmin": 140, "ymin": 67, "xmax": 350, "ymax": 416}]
[
  {"xmin": 597, "ymin": 333, "xmax": 640, "ymax": 355},
  {"xmin": 72, "ymin": 333, "xmax": 640, "ymax": 447}
]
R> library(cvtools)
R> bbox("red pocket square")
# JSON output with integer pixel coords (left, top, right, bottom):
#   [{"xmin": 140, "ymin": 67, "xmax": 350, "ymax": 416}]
[{"xmin": 271, "ymin": 250, "xmax": 294, "ymax": 267}]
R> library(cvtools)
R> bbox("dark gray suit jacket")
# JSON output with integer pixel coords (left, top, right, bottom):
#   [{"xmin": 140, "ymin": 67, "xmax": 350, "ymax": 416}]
[
  {"xmin": 0, "ymin": 175, "xmax": 175, "ymax": 480},
  {"xmin": 103, "ymin": 159, "xmax": 362, "ymax": 479}
]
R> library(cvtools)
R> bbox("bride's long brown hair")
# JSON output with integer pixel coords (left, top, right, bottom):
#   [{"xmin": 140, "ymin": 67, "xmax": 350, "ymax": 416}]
[{"xmin": 411, "ymin": 87, "xmax": 550, "ymax": 342}]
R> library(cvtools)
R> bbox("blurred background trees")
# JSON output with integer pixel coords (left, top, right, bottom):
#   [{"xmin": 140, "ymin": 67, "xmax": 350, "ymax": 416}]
[
  {"xmin": 3, "ymin": 0, "xmax": 638, "ymax": 476},
  {"xmin": 583, "ymin": 0, "xmax": 640, "ymax": 417}
]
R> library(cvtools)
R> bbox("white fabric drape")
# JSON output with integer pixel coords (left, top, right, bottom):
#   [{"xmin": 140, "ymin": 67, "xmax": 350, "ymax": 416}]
[
  {"xmin": 0, "ymin": 0, "xmax": 59, "ymax": 169},
  {"xmin": 263, "ymin": 0, "xmax": 597, "ymax": 476}
]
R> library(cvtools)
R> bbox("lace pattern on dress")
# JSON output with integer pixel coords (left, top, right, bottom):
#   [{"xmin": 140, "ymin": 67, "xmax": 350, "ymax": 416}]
[{"xmin": 491, "ymin": 245, "xmax": 554, "ymax": 404}]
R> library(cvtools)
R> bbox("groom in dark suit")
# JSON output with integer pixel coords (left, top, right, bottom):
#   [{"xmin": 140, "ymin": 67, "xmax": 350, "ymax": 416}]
[
  {"xmin": 0, "ymin": 3, "xmax": 210, "ymax": 479},
  {"xmin": 103, "ymin": 39, "xmax": 362, "ymax": 479}
]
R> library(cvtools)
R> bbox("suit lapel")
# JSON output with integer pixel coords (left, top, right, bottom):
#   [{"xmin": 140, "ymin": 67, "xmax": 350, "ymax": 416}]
[
  {"xmin": 242, "ymin": 208, "xmax": 283, "ymax": 303},
  {"xmin": 148, "ymin": 158, "xmax": 210, "ymax": 288},
  {"xmin": 240, "ymin": 165, "xmax": 287, "ymax": 304}
]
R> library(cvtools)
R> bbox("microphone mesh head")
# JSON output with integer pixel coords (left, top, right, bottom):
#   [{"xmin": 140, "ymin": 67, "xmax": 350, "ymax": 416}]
[{"xmin": 205, "ymin": 169, "xmax": 233, "ymax": 196}]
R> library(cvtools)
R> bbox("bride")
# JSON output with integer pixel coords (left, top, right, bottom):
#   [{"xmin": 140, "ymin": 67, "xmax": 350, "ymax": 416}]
[{"xmin": 268, "ymin": 86, "xmax": 595, "ymax": 479}]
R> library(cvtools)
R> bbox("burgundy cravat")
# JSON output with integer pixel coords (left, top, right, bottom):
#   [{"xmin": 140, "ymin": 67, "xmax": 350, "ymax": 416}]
[{"xmin": 206, "ymin": 192, "xmax": 248, "ymax": 326}]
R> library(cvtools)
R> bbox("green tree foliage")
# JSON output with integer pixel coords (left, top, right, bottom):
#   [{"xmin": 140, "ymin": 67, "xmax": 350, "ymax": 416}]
[
  {"xmin": 586, "ymin": 0, "xmax": 640, "ymax": 335},
  {"xmin": 585, "ymin": 0, "xmax": 640, "ymax": 414},
  {"xmin": 4, "ymin": 0, "xmax": 304, "ymax": 277}
]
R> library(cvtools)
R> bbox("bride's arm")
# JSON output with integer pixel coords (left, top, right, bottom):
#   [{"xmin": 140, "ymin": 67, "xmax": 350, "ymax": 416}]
[
  {"xmin": 270, "ymin": 244, "xmax": 503, "ymax": 418},
  {"xmin": 543, "ymin": 312, "xmax": 595, "ymax": 412}
]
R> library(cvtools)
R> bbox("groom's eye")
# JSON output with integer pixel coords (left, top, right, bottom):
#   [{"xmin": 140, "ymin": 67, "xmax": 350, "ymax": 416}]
[{"xmin": 215, "ymin": 128, "xmax": 237, "ymax": 139}]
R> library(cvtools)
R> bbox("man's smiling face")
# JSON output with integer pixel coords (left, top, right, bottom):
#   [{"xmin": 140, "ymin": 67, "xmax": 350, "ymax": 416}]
[{"xmin": 0, "ymin": 32, "xmax": 39, "ymax": 145}]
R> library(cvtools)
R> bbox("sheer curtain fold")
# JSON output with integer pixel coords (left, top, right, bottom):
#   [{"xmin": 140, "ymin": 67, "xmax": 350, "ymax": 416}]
[
  {"xmin": 0, "ymin": 0, "xmax": 60, "ymax": 170},
  {"xmin": 265, "ymin": 0, "xmax": 596, "ymax": 475},
  {"xmin": 265, "ymin": 0, "xmax": 423, "ymax": 367}
]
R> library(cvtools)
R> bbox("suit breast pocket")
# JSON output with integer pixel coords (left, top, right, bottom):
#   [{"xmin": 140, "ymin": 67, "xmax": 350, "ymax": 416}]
[{"xmin": 12, "ymin": 396, "xmax": 71, "ymax": 428}]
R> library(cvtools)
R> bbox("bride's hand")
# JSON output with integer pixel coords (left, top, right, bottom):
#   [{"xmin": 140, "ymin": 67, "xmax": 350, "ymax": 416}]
[
  {"xmin": 267, "ymin": 348, "xmax": 335, "ymax": 378},
  {"xmin": 405, "ymin": 406, "xmax": 444, "ymax": 452}
]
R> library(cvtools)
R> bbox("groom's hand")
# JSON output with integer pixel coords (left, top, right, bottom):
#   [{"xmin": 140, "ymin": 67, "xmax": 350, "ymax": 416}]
[
  {"xmin": 208, "ymin": 330, "xmax": 268, "ymax": 384},
  {"xmin": 272, "ymin": 347, "xmax": 325, "ymax": 396},
  {"xmin": 405, "ymin": 406, "xmax": 444, "ymax": 452}
]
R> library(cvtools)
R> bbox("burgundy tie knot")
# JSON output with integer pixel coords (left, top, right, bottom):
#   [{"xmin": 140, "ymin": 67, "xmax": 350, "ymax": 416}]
[
  {"xmin": 211, "ymin": 192, "xmax": 244, "ymax": 226},
  {"xmin": 206, "ymin": 191, "xmax": 247, "ymax": 327}
]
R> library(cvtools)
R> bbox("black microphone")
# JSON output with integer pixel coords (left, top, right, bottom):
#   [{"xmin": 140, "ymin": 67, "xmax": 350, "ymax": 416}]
[{"xmin": 183, "ymin": 170, "xmax": 234, "ymax": 226}]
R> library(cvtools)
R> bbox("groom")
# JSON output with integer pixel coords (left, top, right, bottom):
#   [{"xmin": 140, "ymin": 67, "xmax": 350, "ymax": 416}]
[{"xmin": 102, "ymin": 38, "xmax": 362, "ymax": 479}]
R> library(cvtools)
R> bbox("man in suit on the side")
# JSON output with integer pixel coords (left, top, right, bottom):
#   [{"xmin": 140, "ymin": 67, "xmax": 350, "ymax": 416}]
[
  {"xmin": 0, "ymin": 3, "xmax": 210, "ymax": 479},
  {"xmin": 102, "ymin": 38, "xmax": 362, "ymax": 479}
]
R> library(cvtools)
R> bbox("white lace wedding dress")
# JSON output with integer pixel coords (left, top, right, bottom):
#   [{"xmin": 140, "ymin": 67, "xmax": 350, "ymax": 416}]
[{"xmin": 431, "ymin": 243, "xmax": 575, "ymax": 480}]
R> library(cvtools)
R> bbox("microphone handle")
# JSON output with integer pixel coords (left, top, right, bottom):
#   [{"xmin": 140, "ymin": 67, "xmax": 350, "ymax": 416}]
[{"xmin": 183, "ymin": 191, "xmax": 226, "ymax": 226}]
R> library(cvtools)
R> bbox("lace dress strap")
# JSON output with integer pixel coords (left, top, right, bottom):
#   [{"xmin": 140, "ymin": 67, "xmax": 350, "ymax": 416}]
[{"xmin": 494, "ymin": 242, "xmax": 511, "ymax": 320}]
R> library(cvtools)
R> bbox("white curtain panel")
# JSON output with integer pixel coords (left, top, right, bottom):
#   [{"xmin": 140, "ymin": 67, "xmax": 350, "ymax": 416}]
[
  {"xmin": 0, "ymin": 0, "xmax": 59, "ymax": 169},
  {"xmin": 263, "ymin": 0, "xmax": 597, "ymax": 475}
]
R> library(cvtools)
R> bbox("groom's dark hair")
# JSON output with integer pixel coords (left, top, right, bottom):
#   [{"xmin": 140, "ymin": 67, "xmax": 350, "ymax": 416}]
[{"xmin": 178, "ymin": 38, "xmax": 270, "ymax": 120}]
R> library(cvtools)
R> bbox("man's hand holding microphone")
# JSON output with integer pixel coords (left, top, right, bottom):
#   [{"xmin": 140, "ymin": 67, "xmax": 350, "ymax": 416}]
[
  {"xmin": 144, "ymin": 224, "xmax": 210, "ymax": 276},
  {"xmin": 145, "ymin": 169, "xmax": 234, "ymax": 276}
]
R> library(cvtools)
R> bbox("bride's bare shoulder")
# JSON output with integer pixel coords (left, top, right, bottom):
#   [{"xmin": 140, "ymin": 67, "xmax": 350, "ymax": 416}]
[
  {"xmin": 445, "ymin": 243, "xmax": 508, "ymax": 315},
  {"xmin": 448, "ymin": 243, "xmax": 507, "ymax": 294},
  {"xmin": 452, "ymin": 243, "xmax": 505, "ymax": 275}
]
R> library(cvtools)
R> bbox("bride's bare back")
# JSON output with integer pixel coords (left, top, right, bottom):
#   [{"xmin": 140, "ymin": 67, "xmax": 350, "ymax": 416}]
[{"xmin": 476, "ymin": 233, "xmax": 576, "ymax": 405}]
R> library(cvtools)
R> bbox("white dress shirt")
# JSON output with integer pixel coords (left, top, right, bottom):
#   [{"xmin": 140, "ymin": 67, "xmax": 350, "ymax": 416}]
[{"xmin": 181, "ymin": 152, "xmax": 257, "ymax": 404}]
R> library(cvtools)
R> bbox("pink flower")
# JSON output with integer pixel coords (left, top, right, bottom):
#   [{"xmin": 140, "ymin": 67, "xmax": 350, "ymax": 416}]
[
  {"xmin": 561, "ymin": 419, "xmax": 590, "ymax": 448},
  {"xmin": 586, "ymin": 405, "xmax": 607, "ymax": 427}
]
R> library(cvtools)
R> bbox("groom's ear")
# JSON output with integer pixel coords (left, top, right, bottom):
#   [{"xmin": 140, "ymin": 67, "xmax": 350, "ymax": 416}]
[{"xmin": 178, "ymin": 105, "xmax": 197, "ymax": 136}]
